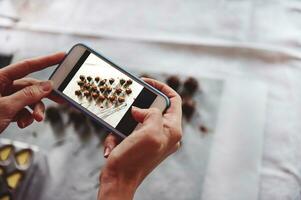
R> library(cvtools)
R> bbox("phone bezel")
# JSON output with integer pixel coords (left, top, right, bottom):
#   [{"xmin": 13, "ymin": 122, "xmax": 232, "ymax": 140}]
[{"xmin": 49, "ymin": 43, "xmax": 170, "ymax": 138}]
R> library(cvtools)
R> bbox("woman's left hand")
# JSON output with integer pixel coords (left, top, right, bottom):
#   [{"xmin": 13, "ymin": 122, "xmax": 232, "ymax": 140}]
[{"xmin": 0, "ymin": 52, "xmax": 65, "ymax": 133}]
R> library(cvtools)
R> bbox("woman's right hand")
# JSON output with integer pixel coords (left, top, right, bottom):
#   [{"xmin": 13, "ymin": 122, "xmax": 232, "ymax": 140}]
[{"xmin": 98, "ymin": 78, "xmax": 182, "ymax": 200}]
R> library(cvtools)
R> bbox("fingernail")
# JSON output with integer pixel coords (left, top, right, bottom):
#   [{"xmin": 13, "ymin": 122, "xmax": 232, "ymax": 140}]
[
  {"xmin": 39, "ymin": 81, "xmax": 53, "ymax": 92},
  {"xmin": 103, "ymin": 147, "xmax": 111, "ymax": 158},
  {"xmin": 20, "ymin": 121, "xmax": 25, "ymax": 128},
  {"xmin": 132, "ymin": 106, "xmax": 139, "ymax": 111},
  {"xmin": 36, "ymin": 113, "xmax": 44, "ymax": 121}
]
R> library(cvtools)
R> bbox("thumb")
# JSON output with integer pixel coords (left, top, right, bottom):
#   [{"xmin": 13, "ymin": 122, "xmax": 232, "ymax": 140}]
[
  {"xmin": 131, "ymin": 106, "xmax": 162, "ymax": 124},
  {"xmin": 6, "ymin": 81, "xmax": 53, "ymax": 114}
]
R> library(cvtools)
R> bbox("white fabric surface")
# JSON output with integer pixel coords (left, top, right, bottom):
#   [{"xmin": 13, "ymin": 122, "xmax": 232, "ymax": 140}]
[
  {"xmin": 202, "ymin": 79, "xmax": 267, "ymax": 200},
  {"xmin": 1, "ymin": 0, "xmax": 301, "ymax": 199}
]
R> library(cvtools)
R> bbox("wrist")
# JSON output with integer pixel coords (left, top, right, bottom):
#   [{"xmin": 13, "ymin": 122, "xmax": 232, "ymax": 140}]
[{"xmin": 98, "ymin": 169, "xmax": 137, "ymax": 200}]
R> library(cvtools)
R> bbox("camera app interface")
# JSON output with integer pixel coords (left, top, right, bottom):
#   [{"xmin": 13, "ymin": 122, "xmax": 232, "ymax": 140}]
[{"xmin": 58, "ymin": 50, "xmax": 157, "ymax": 135}]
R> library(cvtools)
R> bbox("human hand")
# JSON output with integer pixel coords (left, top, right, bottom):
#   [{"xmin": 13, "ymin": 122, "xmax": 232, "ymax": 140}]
[
  {"xmin": 98, "ymin": 78, "xmax": 182, "ymax": 200},
  {"xmin": 0, "ymin": 52, "xmax": 65, "ymax": 133}
]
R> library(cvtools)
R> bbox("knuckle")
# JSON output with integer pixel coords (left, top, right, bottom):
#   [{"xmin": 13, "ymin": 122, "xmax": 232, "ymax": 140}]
[
  {"xmin": 20, "ymin": 60, "xmax": 31, "ymax": 71},
  {"xmin": 0, "ymin": 98, "xmax": 15, "ymax": 117},
  {"xmin": 173, "ymin": 142, "xmax": 181, "ymax": 154},
  {"xmin": 177, "ymin": 95, "xmax": 182, "ymax": 105},
  {"xmin": 168, "ymin": 126, "xmax": 182, "ymax": 144},
  {"xmin": 149, "ymin": 108, "xmax": 161, "ymax": 116},
  {"xmin": 22, "ymin": 86, "xmax": 38, "ymax": 98},
  {"xmin": 144, "ymin": 133, "xmax": 162, "ymax": 149}
]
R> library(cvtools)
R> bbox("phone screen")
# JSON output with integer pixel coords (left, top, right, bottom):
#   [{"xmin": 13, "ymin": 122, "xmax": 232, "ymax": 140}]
[{"xmin": 57, "ymin": 50, "xmax": 157, "ymax": 136}]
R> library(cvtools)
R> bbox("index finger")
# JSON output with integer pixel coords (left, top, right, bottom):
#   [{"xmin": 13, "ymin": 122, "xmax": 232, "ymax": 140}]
[
  {"xmin": 142, "ymin": 77, "xmax": 182, "ymax": 121},
  {"xmin": 11, "ymin": 78, "xmax": 66, "ymax": 104},
  {"xmin": 0, "ymin": 52, "xmax": 65, "ymax": 81}
]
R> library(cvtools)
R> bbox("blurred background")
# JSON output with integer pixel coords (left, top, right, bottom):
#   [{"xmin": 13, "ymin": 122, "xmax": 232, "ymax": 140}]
[{"xmin": 1, "ymin": 0, "xmax": 301, "ymax": 199}]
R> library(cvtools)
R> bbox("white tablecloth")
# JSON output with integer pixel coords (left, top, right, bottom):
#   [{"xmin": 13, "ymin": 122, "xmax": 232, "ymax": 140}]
[{"xmin": 1, "ymin": 0, "xmax": 301, "ymax": 199}]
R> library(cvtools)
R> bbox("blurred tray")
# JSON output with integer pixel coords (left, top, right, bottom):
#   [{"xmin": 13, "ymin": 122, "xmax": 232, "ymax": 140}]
[{"xmin": 0, "ymin": 138, "xmax": 48, "ymax": 200}]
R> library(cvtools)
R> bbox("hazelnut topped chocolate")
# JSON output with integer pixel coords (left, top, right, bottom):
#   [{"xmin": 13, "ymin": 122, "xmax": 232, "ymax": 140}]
[
  {"xmin": 79, "ymin": 75, "xmax": 85, "ymax": 81},
  {"xmin": 75, "ymin": 90, "xmax": 82, "ymax": 96},
  {"xmin": 125, "ymin": 88, "xmax": 132, "ymax": 94},
  {"xmin": 119, "ymin": 78, "xmax": 126, "ymax": 85},
  {"xmin": 87, "ymin": 76, "xmax": 92, "ymax": 82},
  {"xmin": 84, "ymin": 91, "xmax": 91, "ymax": 97},
  {"xmin": 115, "ymin": 88, "xmax": 122, "ymax": 95},
  {"xmin": 99, "ymin": 86, "xmax": 106, "ymax": 92},
  {"xmin": 83, "ymin": 83, "xmax": 91, "ymax": 90},
  {"xmin": 118, "ymin": 96, "xmax": 125, "ymax": 103},
  {"xmin": 92, "ymin": 92, "xmax": 99, "ymax": 99},
  {"xmin": 126, "ymin": 79, "xmax": 133, "ymax": 85},
  {"xmin": 95, "ymin": 76, "xmax": 100, "ymax": 82},
  {"xmin": 77, "ymin": 81, "xmax": 84, "ymax": 87},
  {"xmin": 99, "ymin": 79, "xmax": 106, "ymax": 85},
  {"xmin": 98, "ymin": 94, "xmax": 105, "ymax": 101},
  {"xmin": 105, "ymin": 86, "xmax": 112, "ymax": 93},
  {"xmin": 109, "ymin": 78, "xmax": 115, "ymax": 84},
  {"xmin": 108, "ymin": 95, "xmax": 116, "ymax": 102}
]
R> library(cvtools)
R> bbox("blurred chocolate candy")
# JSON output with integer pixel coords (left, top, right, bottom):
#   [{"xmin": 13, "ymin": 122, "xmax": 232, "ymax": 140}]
[
  {"xmin": 166, "ymin": 75, "xmax": 181, "ymax": 91},
  {"xmin": 183, "ymin": 77, "xmax": 198, "ymax": 95},
  {"xmin": 182, "ymin": 98, "xmax": 196, "ymax": 120},
  {"xmin": 45, "ymin": 107, "xmax": 63, "ymax": 124},
  {"xmin": 199, "ymin": 125, "xmax": 208, "ymax": 133}
]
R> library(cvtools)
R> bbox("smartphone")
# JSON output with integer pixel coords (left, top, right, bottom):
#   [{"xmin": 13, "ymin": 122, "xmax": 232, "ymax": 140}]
[{"xmin": 49, "ymin": 44, "xmax": 170, "ymax": 138}]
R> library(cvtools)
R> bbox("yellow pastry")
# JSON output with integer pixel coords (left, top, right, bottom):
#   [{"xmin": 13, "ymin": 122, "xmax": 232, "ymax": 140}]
[
  {"xmin": 0, "ymin": 194, "xmax": 11, "ymax": 200},
  {"xmin": 0, "ymin": 146, "xmax": 13, "ymax": 162},
  {"xmin": 15, "ymin": 150, "xmax": 32, "ymax": 166},
  {"xmin": 6, "ymin": 171, "xmax": 23, "ymax": 189}
]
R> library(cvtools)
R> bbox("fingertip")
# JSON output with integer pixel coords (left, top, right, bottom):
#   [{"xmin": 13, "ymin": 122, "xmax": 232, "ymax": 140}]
[
  {"xmin": 33, "ymin": 112, "xmax": 44, "ymax": 122},
  {"xmin": 17, "ymin": 121, "xmax": 25, "ymax": 129},
  {"xmin": 39, "ymin": 81, "xmax": 53, "ymax": 92},
  {"xmin": 103, "ymin": 133, "xmax": 121, "ymax": 158},
  {"xmin": 17, "ymin": 117, "xmax": 34, "ymax": 129},
  {"xmin": 103, "ymin": 147, "xmax": 111, "ymax": 158}
]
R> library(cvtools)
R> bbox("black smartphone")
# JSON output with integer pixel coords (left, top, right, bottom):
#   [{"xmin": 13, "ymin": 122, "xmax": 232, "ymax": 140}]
[{"xmin": 49, "ymin": 44, "xmax": 170, "ymax": 138}]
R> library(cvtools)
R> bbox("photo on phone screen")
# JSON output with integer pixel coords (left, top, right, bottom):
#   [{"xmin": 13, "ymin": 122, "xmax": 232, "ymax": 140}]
[{"xmin": 57, "ymin": 50, "xmax": 159, "ymax": 136}]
